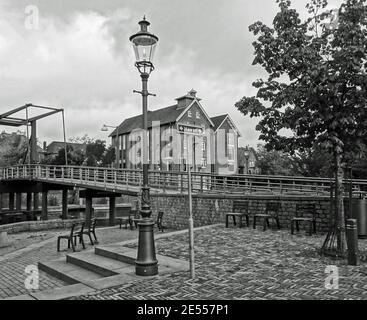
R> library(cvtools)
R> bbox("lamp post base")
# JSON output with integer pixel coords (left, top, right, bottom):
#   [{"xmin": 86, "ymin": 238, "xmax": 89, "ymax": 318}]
[{"xmin": 135, "ymin": 219, "xmax": 158, "ymax": 276}]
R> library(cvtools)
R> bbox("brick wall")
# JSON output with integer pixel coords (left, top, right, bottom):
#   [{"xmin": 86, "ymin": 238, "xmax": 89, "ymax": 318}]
[{"xmin": 123, "ymin": 193, "xmax": 333, "ymax": 233}]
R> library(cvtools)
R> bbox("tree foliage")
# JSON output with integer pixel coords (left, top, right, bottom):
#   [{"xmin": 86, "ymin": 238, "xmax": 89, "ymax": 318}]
[{"xmin": 236, "ymin": 0, "xmax": 367, "ymax": 255}]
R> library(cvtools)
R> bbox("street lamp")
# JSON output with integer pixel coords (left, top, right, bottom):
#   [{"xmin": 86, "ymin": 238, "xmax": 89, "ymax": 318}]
[
  {"xmin": 101, "ymin": 124, "xmax": 119, "ymax": 169},
  {"xmin": 130, "ymin": 16, "xmax": 159, "ymax": 276},
  {"xmin": 244, "ymin": 146, "xmax": 250, "ymax": 174}
]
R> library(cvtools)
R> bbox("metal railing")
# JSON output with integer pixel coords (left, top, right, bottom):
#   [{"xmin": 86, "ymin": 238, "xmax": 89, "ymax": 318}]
[{"xmin": 1, "ymin": 164, "xmax": 367, "ymax": 196}]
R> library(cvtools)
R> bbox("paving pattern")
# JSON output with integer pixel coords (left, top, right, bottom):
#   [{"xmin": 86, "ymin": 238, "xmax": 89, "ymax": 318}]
[
  {"xmin": 0, "ymin": 226, "xmax": 138, "ymax": 299},
  {"xmin": 72, "ymin": 226, "xmax": 367, "ymax": 300}
]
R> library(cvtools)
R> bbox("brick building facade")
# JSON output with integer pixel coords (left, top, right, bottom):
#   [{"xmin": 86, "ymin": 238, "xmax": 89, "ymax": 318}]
[{"xmin": 110, "ymin": 90, "xmax": 241, "ymax": 174}]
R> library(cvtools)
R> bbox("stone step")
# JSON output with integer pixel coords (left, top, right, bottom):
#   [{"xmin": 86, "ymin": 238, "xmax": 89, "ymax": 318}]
[
  {"xmin": 95, "ymin": 244, "xmax": 190, "ymax": 273},
  {"xmin": 95, "ymin": 244, "xmax": 136, "ymax": 264},
  {"xmin": 66, "ymin": 251, "xmax": 132, "ymax": 277},
  {"xmin": 38, "ymin": 258, "xmax": 104, "ymax": 284}
]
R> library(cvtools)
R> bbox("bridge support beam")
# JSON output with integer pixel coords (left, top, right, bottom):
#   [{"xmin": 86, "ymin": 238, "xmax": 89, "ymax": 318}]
[
  {"xmin": 62, "ymin": 189, "xmax": 68, "ymax": 220},
  {"xmin": 85, "ymin": 193, "xmax": 93, "ymax": 228},
  {"xmin": 109, "ymin": 196, "xmax": 116, "ymax": 226},
  {"xmin": 16, "ymin": 193, "xmax": 22, "ymax": 211},
  {"xmin": 41, "ymin": 191, "xmax": 48, "ymax": 220},
  {"xmin": 9, "ymin": 193, "xmax": 15, "ymax": 211},
  {"xmin": 33, "ymin": 192, "xmax": 39, "ymax": 210},
  {"xmin": 26, "ymin": 193, "xmax": 32, "ymax": 211}
]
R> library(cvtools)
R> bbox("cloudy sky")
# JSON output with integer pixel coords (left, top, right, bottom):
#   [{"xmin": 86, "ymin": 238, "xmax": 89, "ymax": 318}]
[{"xmin": 0, "ymin": 0, "xmax": 342, "ymax": 147}]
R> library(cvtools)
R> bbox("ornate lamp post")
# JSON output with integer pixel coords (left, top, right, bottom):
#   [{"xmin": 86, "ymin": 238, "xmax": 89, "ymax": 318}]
[
  {"xmin": 244, "ymin": 146, "xmax": 250, "ymax": 174},
  {"xmin": 101, "ymin": 124, "xmax": 119, "ymax": 168},
  {"xmin": 130, "ymin": 16, "xmax": 159, "ymax": 276}
]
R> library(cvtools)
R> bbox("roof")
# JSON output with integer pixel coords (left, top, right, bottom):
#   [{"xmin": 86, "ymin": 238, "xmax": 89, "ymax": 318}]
[
  {"xmin": 210, "ymin": 115, "xmax": 228, "ymax": 131},
  {"xmin": 110, "ymin": 104, "xmax": 188, "ymax": 137},
  {"xmin": 210, "ymin": 114, "xmax": 242, "ymax": 136}
]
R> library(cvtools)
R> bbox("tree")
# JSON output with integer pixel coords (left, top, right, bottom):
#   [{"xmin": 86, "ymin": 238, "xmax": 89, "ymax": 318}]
[
  {"xmin": 0, "ymin": 132, "xmax": 28, "ymax": 166},
  {"xmin": 101, "ymin": 145, "xmax": 116, "ymax": 167},
  {"xmin": 256, "ymin": 144, "xmax": 294, "ymax": 175},
  {"xmin": 235, "ymin": 0, "xmax": 367, "ymax": 256}
]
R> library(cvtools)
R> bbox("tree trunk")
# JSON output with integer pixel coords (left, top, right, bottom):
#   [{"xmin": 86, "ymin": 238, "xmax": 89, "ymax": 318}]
[{"xmin": 334, "ymin": 152, "xmax": 347, "ymax": 254}]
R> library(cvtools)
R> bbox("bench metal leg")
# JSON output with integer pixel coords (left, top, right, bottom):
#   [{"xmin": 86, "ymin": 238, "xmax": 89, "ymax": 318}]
[
  {"xmin": 275, "ymin": 217, "xmax": 281, "ymax": 229},
  {"xmin": 253, "ymin": 216, "xmax": 257, "ymax": 229},
  {"xmin": 313, "ymin": 220, "xmax": 317, "ymax": 233},
  {"xmin": 246, "ymin": 215, "xmax": 249, "ymax": 227},
  {"xmin": 80, "ymin": 235, "xmax": 86, "ymax": 249},
  {"xmin": 291, "ymin": 220, "xmax": 294, "ymax": 234},
  {"xmin": 296, "ymin": 220, "xmax": 299, "ymax": 232},
  {"xmin": 225, "ymin": 215, "xmax": 229, "ymax": 228},
  {"xmin": 263, "ymin": 218, "xmax": 267, "ymax": 231}
]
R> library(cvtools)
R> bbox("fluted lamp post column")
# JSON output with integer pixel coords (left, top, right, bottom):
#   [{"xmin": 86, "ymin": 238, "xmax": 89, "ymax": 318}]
[{"xmin": 130, "ymin": 16, "xmax": 159, "ymax": 276}]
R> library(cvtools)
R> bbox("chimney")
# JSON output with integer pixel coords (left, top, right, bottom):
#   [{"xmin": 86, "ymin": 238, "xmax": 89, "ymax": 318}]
[
  {"xmin": 175, "ymin": 89, "xmax": 201, "ymax": 109},
  {"xmin": 43, "ymin": 141, "xmax": 47, "ymax": 150}
]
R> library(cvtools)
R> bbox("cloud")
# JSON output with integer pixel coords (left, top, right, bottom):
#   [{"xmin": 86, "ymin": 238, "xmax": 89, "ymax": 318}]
[{"xmin": 0, "ymin": 0, "xmax": 345, "ymax": 148}]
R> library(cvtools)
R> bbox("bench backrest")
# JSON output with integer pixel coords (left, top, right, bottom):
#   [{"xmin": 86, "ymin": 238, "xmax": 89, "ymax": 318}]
[
  {"xmin": 70, "ymin": 222, "xmax": 85, "ymax": 237},
  {"xmin": 233, "ymin": 200, "xmax": 249, "ymax": 213},
  {"xmin": 295, "ymin": 203, "xmax": 317, "ymax": 218},
  {"xmin": 265, "ymin": 202, "xmax": 281, "ymax": 216},
  {"xmin": 116, "ymin": 206, "xmax": 131, "ymax": 218}
]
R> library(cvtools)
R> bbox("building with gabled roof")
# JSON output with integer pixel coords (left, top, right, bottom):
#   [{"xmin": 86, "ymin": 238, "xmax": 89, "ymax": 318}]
[{"xmin": 109, "ymin": 90, "xmax": 241, "ymax": 174}]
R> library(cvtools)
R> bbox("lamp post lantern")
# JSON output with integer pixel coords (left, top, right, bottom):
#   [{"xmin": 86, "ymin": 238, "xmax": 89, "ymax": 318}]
[{"xmin": 130, "ymin": 16, "xmax": 159, "ymax": 276}]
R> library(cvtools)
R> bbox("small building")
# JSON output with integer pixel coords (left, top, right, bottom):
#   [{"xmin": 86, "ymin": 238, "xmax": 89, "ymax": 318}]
[
  {"xmin": 110, "ymin": 90, "xmax": 241, "ymax": 174},
  {"xmin": 238, "ymin": 146, "xmax": 259, "ymax": 174}
]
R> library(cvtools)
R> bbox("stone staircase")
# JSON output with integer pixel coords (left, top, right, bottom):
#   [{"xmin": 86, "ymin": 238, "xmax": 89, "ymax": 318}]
[{"xmin": 38, "ymin": 244, "xmax": 189, "ymax": 291}]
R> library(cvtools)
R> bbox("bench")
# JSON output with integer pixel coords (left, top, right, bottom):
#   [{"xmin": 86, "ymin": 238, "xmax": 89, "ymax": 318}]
[
  {"xmin": 291, "ymin": 203, "xmax": 318, "ymax": 236},
  {"xmin": 225, "ymin": 200, "xmax": 250, "ymax": 228},
  {"xmin": 57, "ymin": 222, "xmax": 86, "ymax": 252},
  {"xmin": 116, "ymin": 206, "xmax": 133, "ymax": 230},
  {"xmin": 253, "ymin": 201, "xmax": 281, "ymax": 231},
  {"xmin": 82, "ymin": 218, "xmax": 98, "ymax": 245}
]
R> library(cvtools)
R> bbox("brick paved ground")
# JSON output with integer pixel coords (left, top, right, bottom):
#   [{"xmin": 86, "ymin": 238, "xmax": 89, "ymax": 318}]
[
  {"xmin": 0, "ymin": 226, "xmax": 139, "ymax": 299},
  {"xmin": 73, "ymin": 226, "xmax": 367, "ymax": 300}
]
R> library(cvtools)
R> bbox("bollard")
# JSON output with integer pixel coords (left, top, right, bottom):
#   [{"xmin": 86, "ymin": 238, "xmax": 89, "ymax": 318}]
[{"xmin": 346, "ymin": 219, "xmax": 359, "ymax": 265}]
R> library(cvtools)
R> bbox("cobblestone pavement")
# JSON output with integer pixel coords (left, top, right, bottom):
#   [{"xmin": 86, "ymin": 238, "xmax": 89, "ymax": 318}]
[
  {"xmin": 0, "ymin": 226, "xmax": 138, "ymax": 299},
  {"xmin": 73, "ymin": 226, "xmax": 367, "ymax": 300}
]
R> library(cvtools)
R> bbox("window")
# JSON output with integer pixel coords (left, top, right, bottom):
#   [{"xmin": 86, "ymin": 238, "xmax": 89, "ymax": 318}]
[
  {"xmin": 188, "ymin": 110, "xmax": 192, "ymax": 117},
  {"xmin": 202, "ymin": 141, "xmax": 206, "ymax": 151},
  {"xmin": 122, "ymin": 135, "xmax": 126, "ymax": 150},
  {"xmin": 196, "ymin": 111, "xmax": 200, "ymax": 119},
  {"xmin": 249, "ymin": 160, "xmax": 255, "ymax": 167},
  {"xmin": 169, "ymin": 149, "xmax": 173, "ymax": 157},
  {"xmin": 228, "ymin": 164, "xmax": 235, "ymax": 171}
]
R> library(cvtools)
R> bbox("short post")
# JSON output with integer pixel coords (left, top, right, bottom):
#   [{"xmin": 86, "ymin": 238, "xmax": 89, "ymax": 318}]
[
  {"xmin": 346, "ymin": 219, "xmax": 359, "ymax": 265},
  {"xmin": 0, "ymin": 231, "xmax": 9, "ymax": 248},
  {"xmin": 16, "ymin": 192, "xmax": 22, "ymax": 211}
]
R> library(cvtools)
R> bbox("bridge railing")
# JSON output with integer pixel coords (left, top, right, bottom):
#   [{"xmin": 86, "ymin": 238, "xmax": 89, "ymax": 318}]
[{"xmin": 1, "ymin": 164, "xmax": 367, "ymax": 196}]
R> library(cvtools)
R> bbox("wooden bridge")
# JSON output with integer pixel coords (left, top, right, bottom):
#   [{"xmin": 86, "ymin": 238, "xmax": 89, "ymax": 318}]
[
  {"xmin": 1, "ymin": 164, "xmax": 366, "ymax": 225},
  {"xmin": 1, "ymin": 164, "xmax": 367, "ymax": 196}
]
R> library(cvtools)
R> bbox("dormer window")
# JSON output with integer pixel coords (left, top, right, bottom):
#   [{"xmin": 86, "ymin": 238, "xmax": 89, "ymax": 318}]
[
  {"xmin": 196, "ymin": 111, "xmax": 200, "ymax": 119},
  {"xmin": 188, "ymin": 111, "xmax": 192, "ymax": 117}
]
